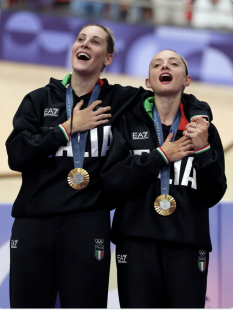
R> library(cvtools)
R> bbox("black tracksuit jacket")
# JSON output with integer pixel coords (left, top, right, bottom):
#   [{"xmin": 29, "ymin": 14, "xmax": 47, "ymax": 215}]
[
  {"xmin": 101, "ymin": 94, "xmax": 226, "ymax": 251},
  {"xmin": 6, "ymin": 78, "xmax": 213, "ymax": 219}
]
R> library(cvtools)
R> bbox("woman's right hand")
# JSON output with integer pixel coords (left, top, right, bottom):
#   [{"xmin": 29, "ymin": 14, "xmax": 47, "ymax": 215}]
[
  {"xmin": 62, "ymin": 100, "xmax": 112, "ymax": 135},
  {"xmin": 160, "ymin": 130, "xmax": 194, "ymax": 163}
]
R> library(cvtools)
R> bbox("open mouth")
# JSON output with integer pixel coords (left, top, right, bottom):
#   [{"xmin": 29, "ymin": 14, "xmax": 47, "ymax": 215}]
[
  {"xmin": 159, "ymin": 73, "xmax": 172, "ymax": 82},
  {"xmin": 77, "ymin": 52, "xmax": 91, "ymax": 61}
]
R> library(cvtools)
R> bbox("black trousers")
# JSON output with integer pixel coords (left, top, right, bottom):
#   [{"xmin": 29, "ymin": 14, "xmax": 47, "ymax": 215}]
[
  {"xmin": 116, "ymin": 239, "xmax": 209, "ymax": 308},
  {"xmin": 10, "ymin": 209, "xmax": 111, "ymax": 308}
]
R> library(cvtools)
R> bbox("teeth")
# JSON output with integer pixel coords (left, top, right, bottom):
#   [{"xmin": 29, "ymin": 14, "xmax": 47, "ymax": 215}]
[
  {"xmin": 160, "ymin": 73, "xmax": 172, "ymax": 82},
  {"xmin": 78, "ymin": 53, "xmax": 90, "ymax": 59}
]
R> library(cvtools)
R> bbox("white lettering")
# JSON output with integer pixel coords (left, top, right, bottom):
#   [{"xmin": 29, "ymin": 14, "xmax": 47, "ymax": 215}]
[
  {"xmin": 174, "ymin": 160, "xmax": 182, "ymax": 185},
  {"xmin": 101, "ymin": 126, "xmax": 112, "ymax": 156},
  {"xmin": 132, "ymin": 132, "xmax": 149, "ymax": 140},
  {"xmin": 133, "ymin": 149, "xmax": 150, "ymax": 155},
  {"xmin": 117, "ymin": 254, "xmax": 127, "ymax": 263},
  {"xmin": 90, "ymin": 128, "xmax": 98, "ymax": 157},
  {"xmin": 56, "ymin": 140, "xmax": 73, "ymax": 157},
  {"xmin": 55, "ymin": 126, "xmax": 112, "ymax": 159},
  {"xmin": 181, "ymin": 157, "xmax": 197, "ymax": 189}
]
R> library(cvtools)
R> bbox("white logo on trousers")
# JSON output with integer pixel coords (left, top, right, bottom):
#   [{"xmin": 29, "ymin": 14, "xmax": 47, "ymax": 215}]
[{"xmin": 11, "ymin": 240, "xmax": 18, "ymax": 248}]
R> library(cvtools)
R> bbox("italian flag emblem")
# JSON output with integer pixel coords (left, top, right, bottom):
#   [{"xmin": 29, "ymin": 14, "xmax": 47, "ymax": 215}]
[
  {"xmin": 95, "ymin": 246, "xmax": 104, "ymax": 261},
  {"xmin": 198, "ymin": 257, "xmax": 206, "ymax": 272}
]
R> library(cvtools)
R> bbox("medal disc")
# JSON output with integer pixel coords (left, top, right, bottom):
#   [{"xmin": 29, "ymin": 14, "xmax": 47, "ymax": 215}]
[
  {"xmin": 67, "ymin": 168, "xmax": 90, "ymax": 190},
  {"xmin": 154, "ymin": 194, "xmax": 176, "ymax": 216}
]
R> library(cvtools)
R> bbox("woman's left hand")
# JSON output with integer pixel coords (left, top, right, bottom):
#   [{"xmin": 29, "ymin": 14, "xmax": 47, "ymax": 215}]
[{"xmin": 183, "ymin": 116, "xmax": 209, "ymax": 150}]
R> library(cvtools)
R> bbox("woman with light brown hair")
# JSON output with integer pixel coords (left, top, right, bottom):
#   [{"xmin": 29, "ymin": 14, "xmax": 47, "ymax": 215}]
[{"xmin": 102, "ymin": 49, "xmax": 226, "ymax": 308}]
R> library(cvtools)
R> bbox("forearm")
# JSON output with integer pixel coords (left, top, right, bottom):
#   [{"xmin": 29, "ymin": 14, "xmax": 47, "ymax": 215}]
[
  {"xmin": 101, "ymin": 128, "xmax": 167, "ymax": 193},
  {"xmin": 6, "ymin": 125, "xmax": 67, "ymax": 172},
  {"xmin": 193, "ymin": 127, "xmax": 227, "ymax": 207}
]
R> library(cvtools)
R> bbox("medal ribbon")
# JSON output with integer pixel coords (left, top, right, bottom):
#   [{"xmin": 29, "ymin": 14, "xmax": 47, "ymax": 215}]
[
  {"xmin": 153, "ymin": 104, "xmax": 181, "ymax": 195},
  {"xmin": 66, "ymin": 82, "xmax": 100, "ymax": 169}
]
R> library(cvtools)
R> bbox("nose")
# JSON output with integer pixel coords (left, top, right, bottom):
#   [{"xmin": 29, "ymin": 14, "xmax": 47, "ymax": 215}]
[
  {"xmin": 161, "ymin": 62, "xmax": 169, "ymax": 70},
  {"xmin": 81, "ymin": 39, "xmax": 90, "ymax": 49}
]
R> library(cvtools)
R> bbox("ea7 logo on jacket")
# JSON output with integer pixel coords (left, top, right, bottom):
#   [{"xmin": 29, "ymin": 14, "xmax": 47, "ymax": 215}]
[
  {"xmin": 117, "ymin": 254, "xmax": 127, "ymax": 263},
  {"xmin": 132, "ymin": 132, "xmax": 149, "ymax": 140},
  {"xmin": 44, "ymin": 108, "xmax": 60, "ymax": 117}
]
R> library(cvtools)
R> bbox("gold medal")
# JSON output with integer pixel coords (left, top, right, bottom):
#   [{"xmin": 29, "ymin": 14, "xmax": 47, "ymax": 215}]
[
  {"xmin": 67, "ymin": 168, "xmax": 90, "ymax": 190},
  {"xmin": 154, "ymin": 194, "xmax": 176, "ymax": 216}
]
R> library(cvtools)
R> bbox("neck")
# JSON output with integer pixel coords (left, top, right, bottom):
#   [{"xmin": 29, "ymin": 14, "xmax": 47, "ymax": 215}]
[
  {"xmin": 71, "ymin": 71, "xmax": 100, "ymax": 97},
  {"xmin": 154, "ymin": 93, "xmax": 181, "ymax": 125}
]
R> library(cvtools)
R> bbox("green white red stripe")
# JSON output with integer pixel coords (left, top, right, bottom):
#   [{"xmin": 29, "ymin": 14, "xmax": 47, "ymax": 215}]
[
  {"xmin": 156, "ymin": 147, "xmax": 169, "ymax": 164},
  {"xmin": 58, "ymin": 124, "xmax": 70, "ymax": 142},
  {"xmin": 190, "ymin": 115, "xmax": 209, "ymax": 121},
  {"xmin": 199, "ymin": 261, "xmax": 205, "ymax": 271},
  {"xmin": 195, "ymin": 144, "xmax": 210, "ymax": 154},
  {"xmin": 96, "ymin": 250, "xmax": 103, "ymax": 260}
]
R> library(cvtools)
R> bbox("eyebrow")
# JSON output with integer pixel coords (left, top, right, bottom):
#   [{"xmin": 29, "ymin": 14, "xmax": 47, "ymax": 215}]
[
  {"xmin": 78, "ymin": 33, "xmax": 103, "ymax": 41},
  {"xmin": 151, "ymin": 57, "xmax": 180, "ymax": 64}
]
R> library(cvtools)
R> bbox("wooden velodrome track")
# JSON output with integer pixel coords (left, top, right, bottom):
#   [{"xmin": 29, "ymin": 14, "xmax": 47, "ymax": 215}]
[{"xmin": 0, "ymin": 60, "xmax": 232, "ymax": 201}]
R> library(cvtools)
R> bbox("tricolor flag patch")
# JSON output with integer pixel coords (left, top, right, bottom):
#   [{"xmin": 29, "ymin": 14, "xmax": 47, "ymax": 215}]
[
  {"xmin": 198, "ymin": 257, "xmax": 206, "ymax": 272},
  {"xmin": 95, "ymin": 246, "xmax": 104, "ymax": 261},
  {"xmin": 94, "ymin": 239, "xmax": 104, "ymax": 261}
]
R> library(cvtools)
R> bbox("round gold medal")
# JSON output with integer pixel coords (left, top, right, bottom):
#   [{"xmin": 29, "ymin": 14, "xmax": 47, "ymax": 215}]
[
  {"xmin": 154, "ymin": 194, "xmax": 176, "ymax": 216},
  {"xmin": 67, "ymin": 168, "xmax": 90, "ymax": 190}
]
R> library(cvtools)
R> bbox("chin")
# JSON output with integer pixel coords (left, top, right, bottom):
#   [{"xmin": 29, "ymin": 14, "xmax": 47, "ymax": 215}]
[
  {"xmin": 157, "ymin": 88, "xmax": 180, "ymax": 96},
  {"xmin": 73, "ymin": 65, "xmax": 89, "ymax": 72}
]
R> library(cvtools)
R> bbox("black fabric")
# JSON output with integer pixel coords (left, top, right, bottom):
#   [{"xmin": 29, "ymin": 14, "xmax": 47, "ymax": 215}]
[
  {"xmin": 5, "ymin": 78, "xmax": 212, "ymax": 218},
  {"xmin": 116, "ymin": 239, "xmax": 209, "ymax": 308},
  {"xmin": 10, "ymin": 210, "xmax": 111, "ymax": 308},
  {"xmin": 6, "ymin": 77, "xmax": 213, "ymax": 308},
  {"xmin": 101, "ymin": 95, "xmax": 226, "ymax": 251},
  {"xmin": 6, "ymin": 78, "xmax": 146, "ymax": 217}
]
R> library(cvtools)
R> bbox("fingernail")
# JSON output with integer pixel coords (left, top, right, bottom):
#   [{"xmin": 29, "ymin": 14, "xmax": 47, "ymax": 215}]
[{"xmin": 169, "ymin": 129, "xmax": 173, "ymax": 134}]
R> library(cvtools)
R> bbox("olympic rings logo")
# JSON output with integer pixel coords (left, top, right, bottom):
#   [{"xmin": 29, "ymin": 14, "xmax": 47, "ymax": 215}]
[
  {"xmin": 199, "ymin": 250, "xmax": 206, "ymax": 256},
  {"xmin": 95, "ymin": 239, "xmax": 104, "ymax": 245}
]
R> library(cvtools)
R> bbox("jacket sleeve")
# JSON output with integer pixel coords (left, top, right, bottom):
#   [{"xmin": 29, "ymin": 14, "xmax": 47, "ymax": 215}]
[
  {"xmin": 182, "ymin": 93, "xmax": 213, "ymax": 122},
  {"xmin": 101, "ymin": 120, "xmax": 167, "ymax": 194},
  {"xmin": 193, "ymin": 124, "xmax": 227, "ymax": 207},
  {"xmin": 5, "ymin": 93, "xmax": 68, "ymax": 172}
]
